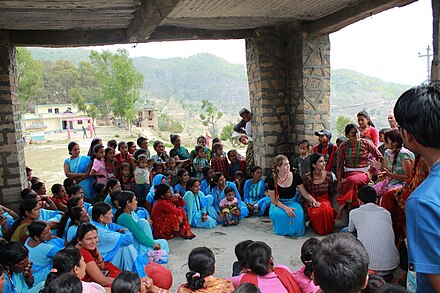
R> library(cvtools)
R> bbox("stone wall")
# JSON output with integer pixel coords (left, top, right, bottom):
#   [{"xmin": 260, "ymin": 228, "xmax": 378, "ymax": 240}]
[
  {"xmin": 0, "ymin": 32, "xmax": 27, "ymax": 210},
  {"xmin": 246, "ymin": 26, "xmax": 330, "ymax": 175},
  {"xmin": 432, "ymin": 0, "xmax": 440, "ymax": 81}
]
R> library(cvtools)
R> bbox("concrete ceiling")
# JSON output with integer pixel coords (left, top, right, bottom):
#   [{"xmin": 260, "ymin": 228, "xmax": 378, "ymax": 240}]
[{"xmin": 0, "ymin": 0, "xmax": 417, "ymax": 46}]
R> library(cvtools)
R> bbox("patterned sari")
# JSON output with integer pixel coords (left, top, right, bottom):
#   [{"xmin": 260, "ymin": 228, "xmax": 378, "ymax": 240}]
[{"xmin": 64, "ymin": 155, "xmax": 93, "ymax": 199}]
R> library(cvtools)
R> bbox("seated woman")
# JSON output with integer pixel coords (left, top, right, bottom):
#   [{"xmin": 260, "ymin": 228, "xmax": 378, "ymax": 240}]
[
  {"xmin": 268, "ymin": 155, "xmax": 306, "ymax": 236},
  {"xmin": 5, "ymin": 197, "xmax": 41, "ymax": 243},
  {"xmin": 169, "ymin": 134, "xmax": 191, "ymax": 170},
  {"xmin": 232, "ymin": 241, "xmax": 301, "ymax": 292},
  {"xmin": 211, "ymin": 172, "xmax": 249, "ymax": 221},
  {"xmin": 152, "ymin": 183, "xmax": 195, "ymax": 239},
  {"xmin": 57, "ymin": 196, "xmax": 86, "ymax": 239},
  {"xmin": 146, "ymin": 173, "xmax": 169, "ymax": 213},
  {"xmin": 48, "ymin": 246, "xmax": 106, "ymax": 292},
  {"xmin": 0, "ymin": 239, "xmax": 35, "ymax": 292},
  {"xmin": 373, "ymin": 128, "xmax": 414, "ymax": 198},
  {"xmin": 31, "ymin": 182, "xmax": 58, "ymax": 210},
  {"xmin": 24, "ymin": 221, "xmax": 64, "ymax": 285},
  {"xmin": 183, "ymin": 178, "xmax": 217, "ymax": 228},
  {"xmin": 178, "ymin": 247, "xmax": 234, "ymax": 292},
  {"xmin": 301, "ymin": 154, "xmax": 336, "ymax": 235},
  {"xmin": 91, "ymin": 202, "xmax": 148, "ymax": 276},
  {"xmin": 336, "ymin": 123, "xmax": 383, "ymax": 219},
  {"xmin": 73, "ymin": 223, "xmax": 121, "ymax": 287},
  {"xmin": 66, "ymin": 206, "xmax": 91, "ymax": 243},
  {"xmin": 115, "ymin": 191, "xmax": 169, "ymax": 258},
  {"xmin": 243, "ymin": 166, "xmax": 270, "ymax": 216}
]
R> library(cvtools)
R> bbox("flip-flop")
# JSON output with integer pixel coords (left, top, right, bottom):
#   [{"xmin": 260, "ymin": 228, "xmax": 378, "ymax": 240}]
[{"xmin": 222, "ymin": 223, "xmax": 229, "ymax": 227}]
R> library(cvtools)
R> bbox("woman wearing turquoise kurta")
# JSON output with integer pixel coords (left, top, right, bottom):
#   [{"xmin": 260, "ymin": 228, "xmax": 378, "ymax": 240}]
[
  {"xmin": 115, "ymin": 191, "xmax": 169, "ymax": 260},
  {"xmin": 24, "ymin": 221, "xmax": 64, "ymax": 286},
  {"xmin": 183, "ymin": 178, "xmax": 217, "ymax": 228},
  {"xmin": 268, "ymin": 155, "xmax": 306, "ymax": 236},
  {"xmin": 64, "ymin": 141, "xmax": 93, "ymax": 200},
  {"xmin": 243, "ymin": 166, "xmax": 270, "ymax": 216}
]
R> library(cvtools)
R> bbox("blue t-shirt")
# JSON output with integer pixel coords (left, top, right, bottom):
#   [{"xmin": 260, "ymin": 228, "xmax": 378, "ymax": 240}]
[{"xmin": 407, "ymin": 162, "xmax": 440, "ymax": 293}]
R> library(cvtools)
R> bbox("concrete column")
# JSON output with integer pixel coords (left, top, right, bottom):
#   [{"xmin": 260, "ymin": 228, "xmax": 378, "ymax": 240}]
[
  {"xmin": 432, "ymin": 0, "xmax": 440, "ymax": 81},
  {"xmin": 0, "ymin": 32, "xmax": 27, "ymax": 210},
  {"xmin": 245, "ymin": 27, "xmax": 330, "ymax": 175}
]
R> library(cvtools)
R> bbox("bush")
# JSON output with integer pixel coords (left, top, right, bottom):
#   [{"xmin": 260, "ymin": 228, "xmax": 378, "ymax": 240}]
[{"xmin": 158, "ymin": 114, "xmax": 183, "ymax": 133}]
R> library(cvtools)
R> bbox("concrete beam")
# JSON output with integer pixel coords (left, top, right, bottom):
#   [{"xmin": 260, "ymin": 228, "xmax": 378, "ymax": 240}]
[
  {"xmin": 305, "ymin": 0, "xmax": 417, "ymax": 34},
  {"xmin": 432, "ymin": 0, "xmax": 440, "ymax": 81},
  {"xmin": 127, "ymin": 0, "xmax": 182, "ymax": 42},
  {"xmin": 8, "ymin": 29, "xmax": 128, "ymax": 47},
  {"xmin": 147, "ymin": 25, "xmax": 253, "ymax": 42}
]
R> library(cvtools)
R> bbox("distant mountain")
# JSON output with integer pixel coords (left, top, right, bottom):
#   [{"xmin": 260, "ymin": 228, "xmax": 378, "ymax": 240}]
[{"xmin": 27, "ymin": 48, "xmax": 411, "ymax": 127}]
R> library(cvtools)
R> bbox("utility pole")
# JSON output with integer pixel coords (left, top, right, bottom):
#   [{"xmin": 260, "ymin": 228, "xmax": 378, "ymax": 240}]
[{"xmin": 419, "ymin": 46, "xmax": 433, "ymax": 82}]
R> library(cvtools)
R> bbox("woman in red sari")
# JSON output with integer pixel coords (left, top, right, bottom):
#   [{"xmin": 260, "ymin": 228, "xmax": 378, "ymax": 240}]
[
  {"xmin": 301, "ymin": 154, "xmax": 336, "ymax": 235},
  {"xmin": 336, "ymin": 123, "xmax": 383, "ymax": 219},
  {"xmin": 151, "ymin": 183, "xmax": 195, "ymax": 240}
]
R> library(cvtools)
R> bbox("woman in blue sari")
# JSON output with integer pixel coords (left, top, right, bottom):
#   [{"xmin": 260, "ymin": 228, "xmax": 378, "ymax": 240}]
[
  {"xmin": 267, "ymin": 155, "xmax": 306, "ymax": 236},
  {"xmin": 64, "ymin": 141, "xmax": 93, "ymax": 200},
  {"xmin": 243, "ymin": 166, "xmax": 271, "ymax": 216},
  {"xmin": 211, "ymin": 173, "xmax": 249, "ymax": 221},
  {"xmin": 183, "ymin": 178, "xmax": 217, "ymax": 228},
  {"xmin": 91, "ymin": 202, "xmax": 148, "ymax": 277},
  {"xmin": 24, "ymin": 221, "xmax": 64, "ymax": 286}
]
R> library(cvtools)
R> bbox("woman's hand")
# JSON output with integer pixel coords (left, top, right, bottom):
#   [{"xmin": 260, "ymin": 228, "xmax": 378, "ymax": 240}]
[
  {"xmin": 311, "ymin": 201, "xmax": 321, "ymax": 208},
  {"xmin": 284, "ymin": 207, "xmax": 296, "ymax": 218},
  {"xmin": 23, "ymin": 261, "xmax": 33, "ymax": 278},
  {"xmin": 153, "ymin": 243, "xmax": 161, "ymax": 250}
]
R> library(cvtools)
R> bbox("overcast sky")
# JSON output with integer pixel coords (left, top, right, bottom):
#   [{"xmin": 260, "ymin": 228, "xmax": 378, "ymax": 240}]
[{"xmin": 100, "ymin": 0, "xmax": 433, "ymax": 86}]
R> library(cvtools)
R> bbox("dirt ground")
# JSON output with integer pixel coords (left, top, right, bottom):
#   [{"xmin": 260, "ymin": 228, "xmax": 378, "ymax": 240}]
[{"xmin": 24, "ymin": 126, "xmax": 330, "ymax": 291}]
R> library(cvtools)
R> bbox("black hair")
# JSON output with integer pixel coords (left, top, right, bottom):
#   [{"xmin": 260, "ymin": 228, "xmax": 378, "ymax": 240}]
[
  {"xmin": 0, "ymin": 240, "xmax": 29, "ymax": 267},
  {"xmin": 234, "ymin": 240, "xmax": 254, "ymax": 269},
  {"xmin": 31, "ymin": 181, "xmax": 45, "ymax": 193},
  {"xmin": 43, "ymin": 272, "xmax": 82, "ymax": 293},
  {"xmin": 185, "ymin": 247, "xmax": 215, "ymax": 291},
  {"xmin": 177, "ymin": 168, "xmax": 188, "ymax": 179},
  {"xmin": 384, "ymin": 128, "xmax": 403, "ymax": 149},
  {"xmin": 154, "ymin": 183, "xmax": 171, "ymax": 201},
  {"xmin": 358, "ymin": 185, "xmax": 377, "ymax": 204},
  {"xmin": 212, "ymin": 138, "xmax": 221, "ymax": 145},
  {"xmin": 170, "ymin": 134, "xmax": 180, "ymax": 145},
  {"xmin": 110, "ymin": 190, "xmax": 122, "ymax": 206},
  {"xmin": 44, "ymin": 247, "xmax": 83, "ymax": 292},
  {"xmin": 251, "ymin": 166, "xmax": 262, "ymax": 175},
  {"xmin": 67, "ymin": 141, "xmax": 79, "ymax": 155},
  {"xmin": 187, "ymin": 178, "xmax": 200, "ymax": 190},
  {"xmin": 336, "ymin": 136, "xmax": 348, "ymax": 144},
  {"xmin": 4, "ymin": 197, "xmax": 39, "ymax": 241},
  {"xmin": 21, "ymin": 187, "xmax": 36, "ymax": 199},
  {"xmin": 57, "ymin": 196, "xmax": 84, "ymax": 237},
  {"xmin": 92, "ymin": 202, "xmax": 112, "ymax": 222},
  {"xmin": 0, "ymin": 264, "xmax": 4, "ymax": 276},
  {"xmin": 309, "ymin": 153, "xmax": 323, "ymax": 180},
  {"xmin": 224, "ymin": 186, "xmax": 235, "ymax": 196},
  {"xmin": 137, "ymin": 136, "xmax": 148, "ymax": 147},
  {"xmin": 299, "ymin": 139, "xmax": 310, "ymax": 147},
  {"xmin": 300, "ymin": 238, "xmax": 321, "ymax": 279},
  {"xmin": 212, "ymin": 172, "xmax": 224, "ymax": 185},
  {"xmin": 379, "ymin": 127, "xmax": 392, "ymax": 135},
  {"xmin": 394, "ymin": 82, "xmax": 440, "ymax": 148},
  {"xmin": 246, "ymin": 241, "xmax": 272, "ymax": 276},
  {"xmin": 127, "ymin": 141, "xmax": 135, "ymax": 150},
  {"xmin": 212, "ymin": 142, "xmax": 223, "ymax": 154},
  {"xmin": 132, "ymin": 149, "xmax": 148, "ymax": 162},
  {"xmin": 71, "ymin": 223, "xmax": 97, "ymax": 246},
  {"xmin": 114, "ymin": 191, "xmax": 135, "ymax": 222},
  {"xmin": 94, "ymin": 182, "xmax": 106, "ymax": 194},
  {"xmin": 107, "ymin": 139, "xmax": 117, "ymax": 150},
  {"xmin": 375, "ymin": 283, "xmax": 408, "ymax": 293},
  {"xmin": 104, "ymin": 147, "xmax": 115, "ymax": 160},
  {"xmin": 104, "ymin": 177, "xmax": 119, "ymax": 193},
  {"xmin": 92, "ymin": 144, "xmax": 104, "ymax": 159},
  {"xmin": 68, "ymin": 185, "xmax": 83, "ymax": 197},
  {"xmin": 239, "ymin": 108, "xmax": 251, "ymax": 116},
  {"xmin": 27, "ymin": 220, "xmax": 47, "ymax": 238},
  {"xmin": 202, "ymin": 166, "xmax": 212, "ymax": 177},
  {"xmin": 120, "ymin": 162, "xmax": 132, "ymax": 171},
  {"xmin": 313, "ymin": 233, "xmax": 369, "ymax": 293},
  {"xmin": 233, "ymin": 283, "xmax": 261, "ymax": 293},
  {"xmin": 234, "ymin": 171, "xmax": 244, "ymax": 179},
  {"xmin": 117, "ymin": 141, "xmax": 127, "ymax": 151},
  {"xmin": 153, "ymin": 140, "xmax": 163, "ymax": 151},
  {"xmin": 344, "ymin": 123, "xmax": 359, "ymax": 137},
  {"xmin": 63, "ymin": 178, "xmax": 76, "ymax": 193},
  {"xmin": 357, "ymin": 110, "xmax": 375, "ymax": 127},
  {"xmin": 363, "ymin": 274, "xmax": 386, "ymax": 293},
  {"xmin": 69, "ymin": 206, "xmax": 86, "ymax": 227},
  {"xmin": 111, "ymin": 270, "xmax": 141, "ymax": 293},
  {"xmin": 197, "ymin": 136, "xmax": 206, "ymax": 143},
  {"xmin": 30, "ymin": 176, "xmax": 40, "ymax": 185},
  {"xmin": 195, "ymin": 144, "xmax": 204, "ymax": 154},
  {"xmin": 51, "ymin": 183, "xmax": 64, "ymax": 196}
]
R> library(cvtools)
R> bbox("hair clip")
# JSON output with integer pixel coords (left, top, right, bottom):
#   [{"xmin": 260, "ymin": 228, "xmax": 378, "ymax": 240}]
[
  {"xmin": 192, "ymin": 272, "xmax": 201, "ymax": 279},
  {"xmin": 25, "ymin": 231, "xmax": 30, "ymax": 236}
]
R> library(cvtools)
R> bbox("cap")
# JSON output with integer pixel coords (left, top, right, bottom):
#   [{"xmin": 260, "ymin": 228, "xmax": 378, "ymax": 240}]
[
  {"xmin": 144, "ymin": 263, "xmax": 173, "ymax": 290},
  {"xmin": 315, "ymin": 130, "xmax": 332, "ymax": 139}
]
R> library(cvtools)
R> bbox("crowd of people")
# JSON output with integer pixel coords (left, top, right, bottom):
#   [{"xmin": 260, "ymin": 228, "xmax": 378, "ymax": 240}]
[{"xmin": 0, "ymin": 82, "xmax": 439, "ymax": 292}]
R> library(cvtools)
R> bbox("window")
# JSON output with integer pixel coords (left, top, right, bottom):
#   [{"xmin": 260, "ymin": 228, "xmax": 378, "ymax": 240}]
[
  {"xmin": 78, "ymin": 120, "xmax": 83, "ymax": 125},
  {"xmin": 67, "ymin": 107, "xmax": 72, "ymax": 111},
  {"xmin": 55, "ymin": 108, "xmax": 59, "ymax": 114},
  {"xmin": 48, "ymin": 108, "xmax": 53, "ymax": 113}
]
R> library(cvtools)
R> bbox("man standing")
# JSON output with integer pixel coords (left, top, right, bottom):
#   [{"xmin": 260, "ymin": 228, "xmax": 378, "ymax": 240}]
[
  {"xmin": 234, "ymin": 108, "xmax": 253, "ymax": 177},
  {"xmin": 313, "ymin": 130, "xmax": 337, "ymax": 173},
  {"xmin": 394, "ymin": 82, "xmax": 440, "ymax": 292}
]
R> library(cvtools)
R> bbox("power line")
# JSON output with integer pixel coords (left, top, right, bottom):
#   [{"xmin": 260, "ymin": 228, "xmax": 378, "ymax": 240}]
[{"xmin": 419, "ymin": 46, "xmax": 433, "ymax": 82}]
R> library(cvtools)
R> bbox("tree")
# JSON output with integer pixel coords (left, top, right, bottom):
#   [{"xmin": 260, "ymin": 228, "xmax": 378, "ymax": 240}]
[
  {"xmin": 221, "ymin": 122, "xmax": 239, "ymax": 147},
  {"xmin": 16, "ymin": 48, "xmax": 43, "ymax": 108},
  {"xmin": 89, "ymin": 49, "xmax": 143, "ymax": 126},
  {"xmin": 335, "ymin": 115, "xmax": 352, "ymax": 136},
  {"xmin": 199, "ymin": 99, "xmax": 223, "ymax": 136}
]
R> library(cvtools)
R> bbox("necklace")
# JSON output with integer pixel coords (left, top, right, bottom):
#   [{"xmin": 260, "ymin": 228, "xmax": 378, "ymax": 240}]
[
  {"xmin": 278, "ymin": 172, "xmax": 289, "ymax": 184},
  {"xmin": 348, "ymin": 140, "xmax": 361, "ymax": 166}
]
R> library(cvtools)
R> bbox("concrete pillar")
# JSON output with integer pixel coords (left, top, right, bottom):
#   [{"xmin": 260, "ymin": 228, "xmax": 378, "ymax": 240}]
[
  {"xmin": 246, "ymin": 26, "xmax": 330, "ymax": 175},
  {"xmin": 0, "ymin": 32, "xmax": 27, "ymax": 210},
  {"xmin": 432, "ymin": 0, "xmax": 440, "ymax": 81}
]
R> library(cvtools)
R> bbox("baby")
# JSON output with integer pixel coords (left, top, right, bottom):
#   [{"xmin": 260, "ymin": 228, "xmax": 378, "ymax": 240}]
[{"xmin": 219, "ymin": 187, "xmax": 241, "ymax": 226}]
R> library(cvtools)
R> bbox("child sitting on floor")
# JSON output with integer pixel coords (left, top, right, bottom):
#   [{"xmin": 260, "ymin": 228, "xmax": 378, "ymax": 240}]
[
  {"xmin": 292, "ymin": 238, "xmax": 321, "ymax": 293},
  {"xmin": 220, "ymin": 186, "xmax": 240, "ymax": 226}
]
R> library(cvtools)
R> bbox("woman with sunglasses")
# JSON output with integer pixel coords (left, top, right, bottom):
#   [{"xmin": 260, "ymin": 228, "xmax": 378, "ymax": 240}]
[{"xmin": 336, "ymin": 123, "xmax": 383, "ymax": 219}]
